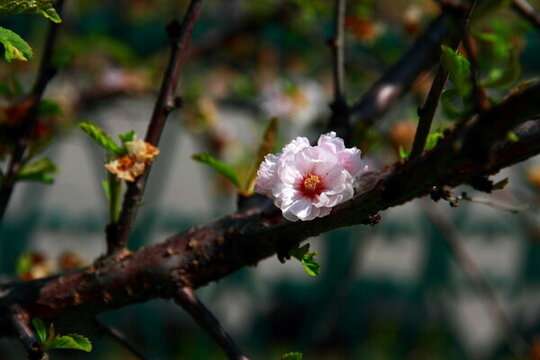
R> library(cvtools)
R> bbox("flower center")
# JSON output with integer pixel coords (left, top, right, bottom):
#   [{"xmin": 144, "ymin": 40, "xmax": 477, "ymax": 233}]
[{"xmin": 300, "ymin": 173, "xmax": 323, "ymax": 199}]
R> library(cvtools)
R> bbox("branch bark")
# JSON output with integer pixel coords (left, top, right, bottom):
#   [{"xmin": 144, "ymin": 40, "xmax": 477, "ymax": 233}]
[
  {"xmin": 1, "ymin": 82, "xmax": 540, "ymax": 333},
  {"xmin": 106, "ymin": 0, "xmax": 206, "ymax": 255}
]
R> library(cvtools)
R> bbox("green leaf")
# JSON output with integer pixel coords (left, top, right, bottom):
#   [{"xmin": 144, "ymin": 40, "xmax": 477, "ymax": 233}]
[
  {"xmin": 15, "ymin": 252, "xmax": 35, "ymax": 277},
  {"xmin": 425, "ymin": 132, "xmax": 444, "ymax": 151},
  {"xmin": 39, "ymin": 99, "xmax": 63, "ymax": 117},
  {"xmin": 118, "ymin": 130, "xmax": 135, "ymax": 144},
  {"xmin": 289, "ymin": 243, "xmax": 311, "ymax": 260},
  {"xmin": 0, "ymin": 26, "xmax": 32, "ymax": 62},
  {"xmin": 31, "ymin": 318, "xmax": 47, "ymax": 344},
  {"xmin": 45, "ymin": 334, "xmax": 92, "ymax": 352},
  {"xmin": 191, "ymin": 153, "xmax": 241, "ymax": 188},
  {"xmin": 282, "ymin": 352, "xmax": 303, "ymax": 360},
  {"xmin": 440, "ymin": 89, "xmax": 464, "ymax": 120},
  {"xmin": 16, "ymin": 157, "xmax": 58, "ymax": 183},
  {"xmin": 79, "ymin": 121, "xmax": 123, "ymax": 155},
  {"xmin": 301, "ymin": 251, "xmax": 320, "ymax": 277},
  {"xmin": 506, "ymin": 131, "xmax": 519, "ymax": 142},
  {"xmin": 0, "ymin": 0, "xmax": 62, "ymax": 23},
  {"xmin": 483, "ymin": 51, "xmax": 521, "ymax": 89},
  {"xmin": 398, "ymin": 145, "xmax": 410, "ymax": 160},
  {"xmin": 245, "ymin": 117, "xmax": 279, "ymax": 193},
  {"xmin": 103, "ymin": 174, "xmax": 122, "ymax": 223},
  {"xmin": 440, "ymin": 45, "xmax": 472, "ymax": 98}
]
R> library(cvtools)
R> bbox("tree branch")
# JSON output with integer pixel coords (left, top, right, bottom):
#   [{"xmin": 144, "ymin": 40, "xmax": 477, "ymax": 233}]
[
  {"xmin": 349, "ymin": 13, "xmax": 451, "ymax": 128},
  {"xmin": 92, "ymin": 318, "xmax": 153, "ymax": 360},
  {"xmin": 7, "ymin": 305, "xmax": 44, "ymax": 360},
  {"xmin": 0, "ymin": 0, "xmax": 66, "ymax": 225},
  {"xmin": 511, "ymin": 0, "xmax": 540, "ymax": 31},
  {"xmin": 175, "ymin": 288, "xmax": 249, "ymax": 360},
  {"xmin": 1, "ymin": 83, "xmax": 540, "ymax": 333},
  {"xmin": 106, "ymin": 0, "xmax": 206, "ymax": 255}
]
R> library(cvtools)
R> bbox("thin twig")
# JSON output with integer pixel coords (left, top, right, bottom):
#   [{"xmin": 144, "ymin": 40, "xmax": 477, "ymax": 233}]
[
  {"xmin": 421, "ymin": 200, "xmax": 529, "ymax": 357},
  {"xmin": 410, "ymin": 65, "xmax": 449, "ymax": 159},
  {"xmin": 350, "ymin": 13, "xmax": 451, "ymax": 129},
  {"xmin": 511, "ymin": 0, "xmax": 540, "ymax": 31},
  {"xmin": 326, "ymin": 0, "xmax": 351, "ymax": 142},
  {"xmin": 92, "ymin": 318, "xmax": 153, "ymax": 360},
  {"xmin": 0, "ymin": 0, "xmax": 65, "ymax": 225},
  {"xmin": 7, "ymin": 305, "xmax": 45, "ymax": 360},
  {"xmin": 458, "ymin": 192, "xmax": 529, "ymax": 214},
  {"xmin": 106, "ymin": 0, "xmax": 205, "ymax": 255},
  {"xmin": 175, "ymin": 287, "xmax": 250, "ymax": 360}
]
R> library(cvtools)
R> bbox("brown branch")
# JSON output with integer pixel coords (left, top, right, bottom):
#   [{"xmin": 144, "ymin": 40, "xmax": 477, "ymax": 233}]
[
  {"xmin": 92, "ymin": 318, "xmax": 153, "ymax": 360},
  {"xmin": 349, "ymin": 13, "xmax": 451, "ymax": 128},
  {"xmin": 0, "ymin": 0, "xmax": 65, "ymax": 225},
  {"xmin": 421, "ymin": 201, "xmax": 529, "ymax": 356},
  {"xmin": 7, "ymin": 305, "xmax": 44, "ymax": 360},
  {"xmin": 175, "ymin": 288, "xmax": 250, "ymax": 360},
  {"xmin": 1, "ymin": 82, "xmax": 540, "ymax": 334},
  {"xmin": 326, "ymin": 0, "xmax": 351, "ymax": 142},
  {"xmin": 512, "ymin": 0, "xmax": 540, "ymax": 31},
  {"xmin": 106, "ymin": 0, "xmax": 206, "ymax": 255}
]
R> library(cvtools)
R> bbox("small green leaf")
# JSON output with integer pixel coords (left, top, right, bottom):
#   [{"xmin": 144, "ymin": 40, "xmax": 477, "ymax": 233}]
[
  {"xmin": 483, "ymin": 51, "xmax": 521, "ymax": 89},
  {"xmin": 39, "ymin": 99, "xmax": 63, "ymax": 117},
  {"xmin": 289, "ymin": 243, "xmax": 311, "ymax": 260},
  {"xmin": 79, "ymin": 121, "xmax": 123, "ymax": 155},
  {"xmin": 31, "ymin": 318, "xmax": 47, "ymax": 344},
  {"xmin": 301, "ymin": 251, "xmax": 320, "ymax": 277},
  {"xmin": 191, "ymin": 153, "xmax": 241, "ymax": 188},
  {"xmin": 16, "ymin": 157, "xmax": 58, "ymax": 183},
  {"xmin": 118, "ymin": 130, "xmax": 135, "ymax": 144},
  {"xmin": 398, "ymin": 145, "xmax": 410, "ymax": 160},
  {"xmin": 440, "ymin": 45, "xmax": 472, "ymax": 98},
  {"xmin": 15, "ymin": 253, "xmax": 35, "ymax": 277},
  {"xmin": 440, "ymin": 89, "xmax": 464, "ymax": 119},
  {"xmin": 281, "ymin": 352, "xmax": 303, "ymax": 360},
  {"xmin": 506, "ymin": 131, "xmax": 519, "ymax": 142},
  {"xmin": 425, "ymin": 132, "xmax": 444, "ymax": 151},
  {"xmin": 45, "ymin": 334, "xmax": 92, "ymax": 352},
  {"xmin": 0, "ymin": 26, "xmax": 33, "ymax": 62},
  {"xmin": 0, "ymin": 0, "xmax": 62, "ymax": 23},
  {"xmin": 103, "ymin": 174, "xmax": 122, "ymax": 223}
]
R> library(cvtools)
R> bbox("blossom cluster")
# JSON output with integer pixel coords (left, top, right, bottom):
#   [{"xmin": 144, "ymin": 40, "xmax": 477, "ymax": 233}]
[
  {"xmin": 105, "ymin": 138, "xmax": 159, "ymax": 182},
  {"xmin": 255, "ymin": 132, "xmax": 367, "ymax": 221}
]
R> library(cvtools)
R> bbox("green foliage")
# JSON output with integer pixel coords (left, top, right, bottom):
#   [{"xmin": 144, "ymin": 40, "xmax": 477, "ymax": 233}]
[
  {"xmin": 79, "ymin": 121, "xmax": 124, "ymax": 155},
  {"xmin": 440, "ymin": 45, "xmax": 472, "ymax": 98},
  {"xmin": 15, "ymin": 253, "xmax": 37, "ymax": 277},
  {"xmin": 191, "ymin": 153, "xmax": 241, "ymax": 188},
  {"xmin": 32, "ymin": 318, "xmax": 47, "ymax": 344},
  {"xmin": 483, "ymin": 50, "xmax": 521, "ymax": 89},
  {"xmin": 425, "ymin": 132, "xmax": 444, "ymax": 151},
  {"xmin": 38, "ymin": 99, "xmax": 63, "ymax": 116},
  {"xmin": 32, "ymin": 318, "xmax": 92, "ymax": 353},
  {"xmin": 46, "ymin": 334, "xmax": 92, "ymax": 352},
  {"xmin": 118, "ymin": 130, "xmax": 135, "ymax": 144},
  {"xmin": 102, "ymin": 175, "xmax": 122, "ymax": 223},
  {"xmin": 15, "ymin": 157, "xmax": 58, "ymax": 184},
  {"xmin": 281, "ymin": 352, "xmax": 303, "ymax": 360},
  {"xmin": 506, "ymin": 131, "xmax": 519, "ymax": 142},
  {"xmin": 0, "ymin": 26, "xmax": 33, "ymax": 62},
  {"xmin": 0, "ymin": 0, "xmax": 62, "ymax": 23},
  {"xmin": 289, "ymin": 243, "xmax": 321, "ymax": 277}
]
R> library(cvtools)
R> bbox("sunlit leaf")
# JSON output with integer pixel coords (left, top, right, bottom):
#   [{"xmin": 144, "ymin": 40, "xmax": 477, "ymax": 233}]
[
  {"xmin": 483, "ymin": 51, "xmax": 521, "ymax": 89},
  {"xmin": 79, "ymin": 121, "xmax": 123, "ymax": 155},
  {"xmin": 440, "ymin": 45, "xmax": 472, "ymax": 98},
  {"xmin": 0, "ymin": 0, "xmax": 61, "ymax": 23},
  {"xmin": 31, "ymin": 318, "xmax": 48, "ymax": 344},
  {"xmin": 425, "ymin": 132, "xmax": 444, "ymax": 151},
  {"xmin": 506, "ymin": 131, "xmax": 519, "ymax": 142},
  {"xmin": 282, "ymin": 352, "xmax": 303, "ymax": 360},
  {"xmin": 45, "ymin": 334, "xmax": 92, "ymax": 352},
  {"xmin": 0, "ymin": 26, "xmax": 32, "ymax": 62},
  {"xmin": 191, "ymin": 153, "xmax": 241, "ymax": 188}
]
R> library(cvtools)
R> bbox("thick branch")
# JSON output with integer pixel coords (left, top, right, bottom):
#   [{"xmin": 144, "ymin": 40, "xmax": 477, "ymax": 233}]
[
  {"xmin": 0, "ymin": 0, "xmax": 65, "ymax": 224},
  {"xmin": 106, "ymin": 0, "xmax": 206, "ymax": 255},
  {"xmin": 1, "ymin": 83, "xmax": 540, "ymax": 331}
]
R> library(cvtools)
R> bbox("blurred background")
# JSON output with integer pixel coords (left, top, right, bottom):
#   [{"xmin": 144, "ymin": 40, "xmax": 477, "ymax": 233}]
[{"xmin": 1, "ymin": 0, "xmax": 540, "ymax": 359}]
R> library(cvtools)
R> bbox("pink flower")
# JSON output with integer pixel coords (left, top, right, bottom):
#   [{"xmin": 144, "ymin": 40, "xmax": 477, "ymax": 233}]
[{"xmin": 255, "ymin": 132, "xmax": 367, "ymax": 221}]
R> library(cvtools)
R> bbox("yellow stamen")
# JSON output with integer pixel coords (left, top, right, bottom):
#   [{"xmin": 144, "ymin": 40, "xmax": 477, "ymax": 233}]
[{"xmin": 303, "ymin": 174, "xmax": 321, "ymax": 191}]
